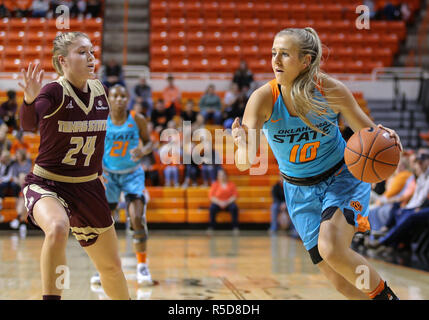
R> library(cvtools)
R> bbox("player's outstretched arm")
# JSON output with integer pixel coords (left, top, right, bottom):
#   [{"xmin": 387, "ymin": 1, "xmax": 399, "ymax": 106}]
[
  {"xmin": 130, "ymin": 113, "xmax": 153, "ymax": 161},
  {"xmin": 232, "ymin": 84, "xmax": 272, "ymax": 171}
]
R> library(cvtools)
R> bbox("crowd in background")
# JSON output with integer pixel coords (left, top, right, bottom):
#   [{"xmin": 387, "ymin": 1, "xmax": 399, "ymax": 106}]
[{"xmin": 0, "ymin": 0, "xmax": 103, "ymax": 19}]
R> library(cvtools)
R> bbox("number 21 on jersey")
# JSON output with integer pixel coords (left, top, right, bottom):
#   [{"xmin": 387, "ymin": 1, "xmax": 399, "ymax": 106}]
[{"xmin": 289, "ymin": 141, "xmax": 320, "ymax": 163}]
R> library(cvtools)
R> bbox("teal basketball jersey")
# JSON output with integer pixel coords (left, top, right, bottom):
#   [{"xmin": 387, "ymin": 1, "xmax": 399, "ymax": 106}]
[
  {"xmin": 262, "ymin": 79, "xmax": 346, "ymax": 178},
  {"xmin": 103, "ymin": 112, "xmax": 141, "ymax": 173}
]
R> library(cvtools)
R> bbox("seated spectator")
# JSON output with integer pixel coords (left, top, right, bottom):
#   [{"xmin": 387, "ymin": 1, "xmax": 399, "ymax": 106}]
[
  {"xmin": 163, "ymin": 74, "xmax": 181, "ymax": 115},
  {"xmin": 159, "ymin": 132, "xmax": 181, "ymax": 187},
  {"xmin": 201, "ymin": 147, "xmax": 221, "ymax": 186},
  {"xmin": 381, "ymin": 2, "xmax": 401, "ymax": 20},
  {"xmin": 151, "ymin": 99, "xmax": 174, "ymax": 134},
  {"xmin": 199, "ymin": 84, "xmax": 223, "ymax": 125},
  {"xmin": 222, "ymin": 92, "xmax": 247, "ymax": 129},
  {"xmin": 181, "ymin": 139, "xmax": 199, "ymax": 187},
  {"xmin": 86, "ymin": 0, "xmax": 101, "ymax": 18},
  {"xmin": 0, "ymin": 90, "xmax": 18, "ymax": 131},
  {"xmin": 232, "ymin": 60, "xmax": 254, "ymax": 91},
  {"xmin": 269, "ymin": 176, "xmax": 291, "ymax": 234},
  {"xmin": 369, "ymin": 155, "xmax": 414, "ymax": 232},
  {"xmin": 13, "ymin": 0, "xmax": 32, "ymax": 17},
  {"xmin": 208, "ymin": 170, "xmax": 239, "ymax": 234},
  {"xmin": 0, "ymin": 150, "xmax": 20, "ymax": 210},
  {"xmin": 181, "ymin": 99, "xmax": 198, "ymax": 125},
  {"xmin": 0, "ymin": 1, "xmax": 11, "ymax": 17},
  {"xmin": 141, "ymin": 152, "xmax": 160, "ymax": 187},
  {"xmin": 133, "ymin": 76, "xmax": 153, "ymax": 116},
  {"xmin": 0, "ymin": 124, "xmax": 12, "ymax": 152},
  {"xmin": 369, "ymin": 150, "xmax": 429, "ymax": 249},
  {"xmin": 223, "ymin": 83, "xmax": 240, "ymax": 109},
  {"xmin": 31, "ymin": 0, "xmax": 50, "ymax": 17},
  {"xmin": 70, "ymin": 0, "xmax": 86, "ymax": 18},
  {"xmin": 10, "ymin": 131, "xmax": 30, "ymax": 155},
  {"xmin": 102, "ymin": 59, "xmax": 125, "ymax": 89}
]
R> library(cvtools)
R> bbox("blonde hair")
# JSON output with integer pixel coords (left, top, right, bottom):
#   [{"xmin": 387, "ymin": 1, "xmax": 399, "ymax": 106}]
[
  {"xmin": 52, "ymin": 31, "xmax": 90, "ymax": 76},
  {"xmin": 275, "ymin": 27, "xmax": 332, "ymax": 134}
]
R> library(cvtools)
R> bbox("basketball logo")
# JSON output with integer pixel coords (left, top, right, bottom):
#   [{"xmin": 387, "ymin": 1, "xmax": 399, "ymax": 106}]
[{"xmin": 350, "ymin": 200, "xmax": 362, "ymax": 212}]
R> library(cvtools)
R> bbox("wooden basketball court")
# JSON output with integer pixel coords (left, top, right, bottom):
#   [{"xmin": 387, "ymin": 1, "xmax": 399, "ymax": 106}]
[{"xmin": 1, "ymin": 229, "xmax": 429, "ymax": 300}]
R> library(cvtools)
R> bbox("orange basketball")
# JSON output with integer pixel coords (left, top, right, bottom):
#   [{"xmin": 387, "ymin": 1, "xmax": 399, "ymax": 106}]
[{"xmin": 344, "ymin": 127, "xmax": 401, "ymax": 183}]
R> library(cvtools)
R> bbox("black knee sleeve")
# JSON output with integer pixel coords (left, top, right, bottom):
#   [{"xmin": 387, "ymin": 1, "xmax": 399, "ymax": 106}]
[
  {"xmin": 125, "ymin": 193, "xmax": 146, "ymax": 205},
  {"xmin": 309, "ymin": 245, "xmax": 323, "ymax": 265}
]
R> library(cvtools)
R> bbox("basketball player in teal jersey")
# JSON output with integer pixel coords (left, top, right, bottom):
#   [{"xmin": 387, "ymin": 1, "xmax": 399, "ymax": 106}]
[
  {"xmin": 91, "ymin": 84, "xmax": 153, "ymax": 286},
  {"xmin": 232, "ymin": 27, "xmax": 403, "ymax": 300}
]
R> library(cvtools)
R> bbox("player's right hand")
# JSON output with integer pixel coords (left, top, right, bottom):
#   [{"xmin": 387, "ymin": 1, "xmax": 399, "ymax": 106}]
[
  {"xmin": 231, "ymin": 117, "xmax": 248, "ymax": 148},
  {"xmin": 18, "ymin": 62, "xmax": 44, "ymax": 105}
]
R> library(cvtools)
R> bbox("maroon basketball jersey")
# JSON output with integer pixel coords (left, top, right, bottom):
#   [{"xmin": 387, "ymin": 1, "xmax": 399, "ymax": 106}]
[{"xmin": 33, "ymin": 77, "xmax": 110, "ymax": 182}]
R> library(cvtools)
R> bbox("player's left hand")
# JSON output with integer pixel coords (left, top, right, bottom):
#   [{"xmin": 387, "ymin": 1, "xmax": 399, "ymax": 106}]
[
  {"xmin": 377, "ymin": 124, "xmax": 403, "ymax": 152},
  {"xmin": 130, "ymin": 147, "xmax": 149, "ymax": 161}
]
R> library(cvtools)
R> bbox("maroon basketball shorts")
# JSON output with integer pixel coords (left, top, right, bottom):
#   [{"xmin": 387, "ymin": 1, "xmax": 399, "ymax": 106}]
[{"xmin": 22, "ymin": 172, "xmax": 114, "ymax": 247}]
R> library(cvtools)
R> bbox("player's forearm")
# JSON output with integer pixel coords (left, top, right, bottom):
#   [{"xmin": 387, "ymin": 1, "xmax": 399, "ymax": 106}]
[
  {"xmin": 234, "ymin": 142, "xmax": 256, "ymax": 171},
  {"xmin": 19, "ymin": 101, "xmax": 38, "ymax": 132}
]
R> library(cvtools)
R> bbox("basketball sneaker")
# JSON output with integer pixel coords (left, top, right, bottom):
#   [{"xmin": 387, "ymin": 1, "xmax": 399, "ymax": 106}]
[
  {"xmin": 137, "ymin": 263, "xmax": 152, "ymax": 285},
  {"xmin": 90, "ymin": 272, "xmax": 101, "ymax": 285}
]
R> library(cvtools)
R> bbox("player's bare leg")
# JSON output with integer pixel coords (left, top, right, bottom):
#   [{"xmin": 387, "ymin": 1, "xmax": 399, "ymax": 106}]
[
  {"xmin": 318, "ymin": 208, "xmax": 398, "ymax": 299},
  {"xmin": 84, "ymin": 227, "xmax": 130, "ymax": 300},
  {"xmin": 33, "ymin": 197, "xmax": 70, "ymax": 299}
]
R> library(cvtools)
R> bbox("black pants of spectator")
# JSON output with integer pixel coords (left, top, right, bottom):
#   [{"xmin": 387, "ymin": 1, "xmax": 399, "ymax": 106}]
[
  {"xmin": 145, "ymin": 170, "xmax": 160, "ymax": 186},
  {"xmin": 209, "ymin": 202, "xmax": 239, "ymax": 229},
  {"xmin": 0, "ymin": 181, "xmax": 21, "ymax": 199}
]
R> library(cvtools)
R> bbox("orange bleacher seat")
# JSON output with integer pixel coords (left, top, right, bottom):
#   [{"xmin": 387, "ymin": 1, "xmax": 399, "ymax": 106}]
[
  {"xmin": 205, "ymin": 18, "xmax": 224, "ymax": 32},
  {"xmin": 150, "ymin": 1, "xmax": 168, "ymax": 18},
  {"xmin": 332, "ymin": 20, "xmax": 353, "ymax": 33},
  {"xmin": 7, "ymin": 31, "xmax": 25, "ymax": 45},
  {"xmin": 205, "ymin": 31, "xmax": 222, "ymax": 45},
  {"xmin": 170, "ymin": 59, "xmax": 191, "ymax": 72},
  {"xmin": 355, "ymin": 47, "xmax": 374, "ymax": 61},
  {"xmin": 223, "ymin": 45, "xmax": 241, "ymax": 59},
  {"xmin": 388, "ymin": 21, "xmax": 406, "ymax": 40},
  {"xmin": 151, "ymin": 44, "xmax": 169, "ymax": 58},
  {"xmin": 206, "ymin": 44, "xmax": 223, "ymax": 59},
  {"xmin": 254, "ymin": 2, "xmax": 272, "ymax": 20},
  {"xmin": 0, "ymin": 18, "xmax": 9, "ymax": 32},
  {"xmin": 184, "ymin": 2, "xmax": 202, "ymax": 19},
  {"xmin": 223, "ymin": 18, "xmax": 241, "ymax": 33},
  {"xmin": 0, "ymin": 31, "xmax": 6, "ymax": 44},
  {"xmin": 218, "ymin": 3, "xmax": 237, "ymax": 19},
  {"xmin": 27, "ymin": 18, "xmax": 47, "ymax": 31},
  {"xmin": 381, "ymin": 34, "xmax": 399, "ymax": 54},
  {"xmin": 5, "ymin": 45, "xmax": 23, "ymax": 59},
  {"xmin": 150, "ymin": 58, "xmax": 170, "ymax": 72},
  {"xmin": 169, "ymin": 18, "xmax": 186, "ymax": 32},
  {"xmin": 9, "ymin": 18, "xmax": 28, "ymax": 32},
  {"xmin": 202, "ymin": 2, "xmax": 219, "ymax": 19},
  {"xmin": 371, "ymin": 20, "xmax": 388, "ymax": 35},
  {"xmin": 187, "ymin": 31, "xmax": 205, "ymax": 46},
  {"xmin": 2, "ymin": 58, "xmax": 22, "ymax": 72},
  {"xmin": 168, "ymin": 2, "xmax": 185, "ymax": 19},
  {"xmin": 26, "ymin": 31, "xmax": 45, "ymax": 45},
  {"xmin": 327, "ymin": 33, "xmax": 347, "ymax": 47},
  {"xmin": 186, "ymin": 44, "xmax": 205, "ymax": 59},
  {"xmin": 323, "ymin": 60, "xmax": 345, "ymax": 74},
  {"xmin": 260, "ymin": 19, "xmax": 279, "ymax": 33},
  {"xmin": 240, "ymin": 18, "xmax": 260, "ymax": 33},
  {"xmin": 151, "ymin": 31, "xmax": 168, "ymax": 46},
  {"xmin": 347, "ymin": 33, "xmax": 366, "ymax": 48},
  {"xmin": 373, "ymin": 48, "xmax": 393, "ymax": 66},
  {"xmin": 236, "ymin": 2, "xmax": 255, "ymax": 19},
  {"xmin": 84, "ymin": 18, "xmax": 103, "ymax": 32},
  {"xmin": 325, "ymin": 4, "xmax": 343, "ymax": 20},
  {"xmin": 147, "ymin": 208, "xmax": 186, "ymax": 223},
  {"xmin": 151, "ymin": 17, "xmax": 168, "ymax": 32},
  {"xmin": 289, "ymin": 4, "xmax": 307, "ymax": 20},
  {"xmin": 239, "ymin": 44, "xmax": 260, "ymax": 60},
  {"xmin": 335, "ymin": 46, "xmax": 355, "ymax": 63},
  {"xmin": 186, "ymin": 18, "xmax": 205, "ymax": 32},
  {"xmin": 240, "ymin": 32, "xmax": 258, "ymax": 46},
  {"xmin": 191, "ymin": 58, "xmax": 209, "ymax": 72},
  {"xmin": 307, "ymin": 4, "xmax": 325, "ymax": 20}
]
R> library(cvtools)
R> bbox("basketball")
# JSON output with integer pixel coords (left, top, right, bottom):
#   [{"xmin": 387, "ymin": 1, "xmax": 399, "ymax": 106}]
[{"xmin": 344, "ymin": 127, "xmax": 401, "ymax": 183}]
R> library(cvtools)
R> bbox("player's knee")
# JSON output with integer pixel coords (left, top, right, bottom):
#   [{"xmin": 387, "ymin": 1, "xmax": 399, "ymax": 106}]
[
  {"xmin": 318, "ymin": 233, "xmax": 343, "ymax": 263},
  {"xmin": 98, "ymin": 256, "xmax": 123, "ymax": 276},
  {"xmin": 45, "ymin": 220, "xmax": 69, "ymax": 244}
]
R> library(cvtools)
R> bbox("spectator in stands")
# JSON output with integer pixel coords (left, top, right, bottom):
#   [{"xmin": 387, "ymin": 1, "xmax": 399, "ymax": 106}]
[
  {"xmin": 269, "ymin": 176, "xmax": 289, "ymax": 234},
  {"xmin": 0, "ymin": 150, "xmax": 21, "ymax": 210},
  {"xmin": 222, "ymin": 92, "xmax": 247, "ymax": 129},
  {"xmin": 201, "ymin": 147, "xmax": 221, "ymax": 186},
  {"xmin": 223, "ymin": 82, "xmax": 240, "ymax": 109},
  {"xmin": 12, "ymin": 0, "xmax": 32, "ymax": 17},
  {"xmin": 133, "ymin": 76, "xmax": 153, "ymax": 116},
  {"xmin": 31, "ymin": 0, "xmax": 50, "ymax": 17},
  {"xmin": 363, "ymin": 0, "xmax": 377, "ymax": 20},
  {"xmin": 10, "ymin": 130, "xmax": 30, "ymax": 155},
  {"xmin": 162, "ymin": 74, "xmax": 181, "ymax": 115},
  {"xmin": 86, "ymin": 0, "xmax": 101, "ymax": 18},
  {"xmin": 181, "ymin": 100, "xmax": 198, "ymax": 125},
  {"xmin": 70, "ymin": 0, "xmax": 86, "ymax": 18},
  {"xmin": 399, "ymin": 3, "xmax": 411, "ymax": 23},
  {"xmin": 159, "ymin": 130, "xmax": 181, "ymax": 187},
  {"xmin": 0, "ymin": 1, "xmax": 10, "ymax": 17},
  {"xmin": 381, "ymin": 2, "xmax": 401, "ymax": 20},
  {"xmin": 368, "ymin": 155, "xmax": 414, "ymax": 233},
  {"xmin": 151, "ymin": 98, "xmax": 174, "ymax": 134},
  {"xmin": 232, "ymin": 60, "xmax": 254, "ymax": 91},
  {"xmin": 0, "ymin": 124, "xmax": 11, "ymax": 152},
  {"xmin": 208, "ymin": 169, "xmax": 239, "ymax": 235},
  {"xmin": 141, "ymin": 151, "xmax": 160, "ymax": 186},
  {"xmin": 102, "ymin": 58, "xmax": 125, "ymax": 89},
  {"xmin": 181, "ymin": 139, "xmax": 199, "ymax": 188},
  {"xmin": 369, "ymin": 150, "xmax": 429, "ymax": 249},
  {"xmin": 199, "ymin": 84, "xmax": 223, "ymax": 125},
  {"xmin": 0, "ymin": 90, "xmax": 18, "ymax": 131}
]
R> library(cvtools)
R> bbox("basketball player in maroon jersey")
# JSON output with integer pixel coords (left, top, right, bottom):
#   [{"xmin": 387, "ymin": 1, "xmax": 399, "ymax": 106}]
[{"xmin": 18, "ymin": 32, "xmax": 130, "ymax": 300}]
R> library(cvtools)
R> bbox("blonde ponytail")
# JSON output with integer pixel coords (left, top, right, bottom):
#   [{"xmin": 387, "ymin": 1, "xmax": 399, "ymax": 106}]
[{"xmin": 275, "ymin": 27, "xmax": 333, "ymax": 134}]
